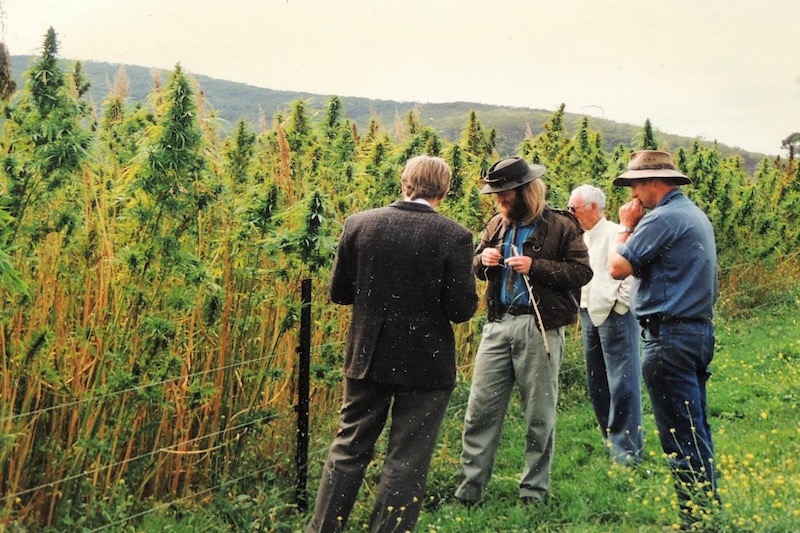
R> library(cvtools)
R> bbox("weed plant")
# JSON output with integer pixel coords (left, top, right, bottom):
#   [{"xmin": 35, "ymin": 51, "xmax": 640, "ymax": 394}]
[
  {"xmin": 137, "ymin": 297, "xmax": 799, "ymax": 532},
  {"xmin": 3, "ymin": 33, "xmax": 800, "ymax": 531}
]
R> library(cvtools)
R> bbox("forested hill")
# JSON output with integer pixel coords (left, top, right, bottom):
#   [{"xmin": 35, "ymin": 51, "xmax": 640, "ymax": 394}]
[{"xmin": 11, "ymin": 55, "xmax": 766, "ymax": 170}]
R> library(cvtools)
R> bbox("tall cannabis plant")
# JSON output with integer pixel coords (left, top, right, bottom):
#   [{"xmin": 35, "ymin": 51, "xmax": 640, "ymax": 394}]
[{"xmin": 1, "ymin": 27, "xmax": 91, "ymax": 244}]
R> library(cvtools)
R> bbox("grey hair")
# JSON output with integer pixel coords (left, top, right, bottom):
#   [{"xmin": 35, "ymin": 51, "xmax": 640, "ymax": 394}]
[{"xmin": 572, "ymin": 184, "xmax": 606, "ymax": 211}]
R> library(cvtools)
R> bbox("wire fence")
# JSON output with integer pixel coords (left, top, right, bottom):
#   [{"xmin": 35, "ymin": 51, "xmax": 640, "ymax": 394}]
[
  {"xmin": 0, "ymin": 272, "xmax": 659, "ymax": 531},
  {"xmin": 0, "ymin": 278, "xmax": 347, "ymax": 530},
  {"xmin": 1, "ymin": 354, "xmax": 282, "ymax": 425}
]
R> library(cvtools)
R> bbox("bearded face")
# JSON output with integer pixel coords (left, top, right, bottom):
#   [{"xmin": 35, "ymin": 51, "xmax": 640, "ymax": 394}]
[{"xmin": 496, "ymin": 189, "xmax": 530, "ymax": 223}]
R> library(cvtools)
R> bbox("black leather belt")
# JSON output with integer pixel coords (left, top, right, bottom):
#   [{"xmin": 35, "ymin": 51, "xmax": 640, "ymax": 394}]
[
  {"xmin": 638, "ymin": 315, "xmax": 709, "ymax": 336},
  {"xmin": 505, "ymin": 306, "xmax": 534, "ymax": 316}
]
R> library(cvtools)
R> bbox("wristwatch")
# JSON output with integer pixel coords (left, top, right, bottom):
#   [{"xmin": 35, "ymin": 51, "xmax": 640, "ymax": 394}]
[{"xmin": 618, "ymin": 226, "xmax": 634, "ymax": 234}]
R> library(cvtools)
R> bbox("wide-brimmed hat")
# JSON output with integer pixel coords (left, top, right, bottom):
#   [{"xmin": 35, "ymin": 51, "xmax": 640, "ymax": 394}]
[
  {"xmin": 613, "ymin": 150, "xmax": 691, "ymax": 186},
  {"xmin": 480, "ymin": 156, "xmax": 546, "ymax": 194}
]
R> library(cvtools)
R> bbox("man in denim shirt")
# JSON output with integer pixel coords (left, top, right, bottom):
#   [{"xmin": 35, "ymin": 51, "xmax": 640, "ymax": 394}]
[{"xmin": 609, "ymin": 150, "xmax": 719, "ymax": 530}]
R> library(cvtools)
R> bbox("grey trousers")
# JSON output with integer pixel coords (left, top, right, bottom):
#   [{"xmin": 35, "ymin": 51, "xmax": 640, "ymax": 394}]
[
  {"xmin": 456, "ymin": 314, "xmax": 564, "ymax": 502},
  {"xmin": 306, "ymin": 378, "xmax": 452, "ymax": 533}
]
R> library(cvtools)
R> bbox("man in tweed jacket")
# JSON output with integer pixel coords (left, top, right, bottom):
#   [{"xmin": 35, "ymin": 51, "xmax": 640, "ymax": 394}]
[{"xmin": 307, "ymin": 155, "xmax": 478, "ymax": 532}]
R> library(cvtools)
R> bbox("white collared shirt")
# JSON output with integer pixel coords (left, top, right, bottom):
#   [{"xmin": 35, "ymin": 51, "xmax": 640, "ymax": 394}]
[
  {"xmin": 580, "ymin": 217, "xmax": 634, "ymax": 326},
  {"xmin": 404, "ymin": 197, "xmax": 433, "ymax": 207}
]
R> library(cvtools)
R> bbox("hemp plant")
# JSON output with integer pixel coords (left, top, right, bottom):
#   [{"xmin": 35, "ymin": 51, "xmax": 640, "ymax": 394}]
[{"xmin": 1, "ymin": 27, "xmax": 91, "ymax": 246}]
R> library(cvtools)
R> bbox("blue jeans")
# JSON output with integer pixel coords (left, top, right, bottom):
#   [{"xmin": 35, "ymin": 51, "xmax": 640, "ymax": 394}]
[
  {"xmin": 581, "ymin": 309, "xmax": 643, "ymax": 464},
  {"xmin": 641, "ymin": 319, "xmax": 719, "ymax": 524}
]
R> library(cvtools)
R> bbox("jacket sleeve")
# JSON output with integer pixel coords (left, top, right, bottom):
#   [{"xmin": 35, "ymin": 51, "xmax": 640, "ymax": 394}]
[
  {"xmin": 329, "ymin": 220, "xmax": 355, "ymax": 305},
  {"xmin": 445, "ymin": 229, "xmax": 479, "ymax": 323},
  {"xmin": 473, "ymin": 217, "xmax": 504, "ymax": 281},
  {"xmin": 528, "ymin": 224, "xmax": 593, "ymax": 289}
]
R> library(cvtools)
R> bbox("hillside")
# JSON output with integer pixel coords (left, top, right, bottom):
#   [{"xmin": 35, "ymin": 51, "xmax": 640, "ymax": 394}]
[{"xmin": 10, "ymin": 55, "xmax": 766, "ymax": 170}]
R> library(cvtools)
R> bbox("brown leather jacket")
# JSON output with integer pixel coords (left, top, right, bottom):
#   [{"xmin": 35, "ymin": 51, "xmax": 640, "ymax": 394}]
[{"xmin": 474, "ymin": 208, "xmax": 592, "ymax": 329}]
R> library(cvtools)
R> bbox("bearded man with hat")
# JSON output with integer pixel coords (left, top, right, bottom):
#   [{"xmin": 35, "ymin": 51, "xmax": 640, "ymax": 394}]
[
  {"xmin": 609, "ymin": 150, "xmax": 720, "ymax": 529},
  {"xmin": 455, "ymin": 156, "xmax": 592, "ymax": 506}
]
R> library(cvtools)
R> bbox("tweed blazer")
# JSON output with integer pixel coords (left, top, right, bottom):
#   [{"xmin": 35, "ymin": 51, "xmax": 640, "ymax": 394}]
[{"xmin": 330, "ymin": 201, "xmax": 478, "ymax": 389}]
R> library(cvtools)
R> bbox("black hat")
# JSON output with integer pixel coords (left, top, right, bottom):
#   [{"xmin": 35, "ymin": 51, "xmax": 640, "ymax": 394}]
[{"xmin": 481, "ymin": 157, "xmax": 546, "ymax": 194}]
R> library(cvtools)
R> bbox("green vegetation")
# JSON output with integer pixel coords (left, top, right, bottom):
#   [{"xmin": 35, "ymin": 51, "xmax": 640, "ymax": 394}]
[
  {"xmin": 0, "ymin": 30, "xmax": 798, "ymax": 531},
  {"xmin": 134, "ymin": 301, "xmax": 800, "ymax": 532},
  {"xmin": 414, "ymin": 304, "xmax": 800, "ymax": 532}
]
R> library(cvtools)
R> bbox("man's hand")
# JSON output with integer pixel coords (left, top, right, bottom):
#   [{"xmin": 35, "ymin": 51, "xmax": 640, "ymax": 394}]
[
  {"xmin": 619, "ymin": 199, "xmax": 644, "ymax": 229},
  {"xmin": 505, "ymin": 255, "xmax": 532, "ymax": 275},
  {"xmin": 480, "ymin": 247, "xmax": 504, "ymax": 267}
]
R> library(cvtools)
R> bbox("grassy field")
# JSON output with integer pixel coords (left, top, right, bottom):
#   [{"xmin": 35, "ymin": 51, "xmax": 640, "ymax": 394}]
[
  {"xmin": 141, "ymin": 299, "xmax": 799, "ymax": 532},
  {"xmin": 414, "ymin": 310, "xmax": 799, "ymax": 533}
]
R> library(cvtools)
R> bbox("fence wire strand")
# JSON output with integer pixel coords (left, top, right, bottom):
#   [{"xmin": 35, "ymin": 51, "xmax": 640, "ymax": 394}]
[
  {"xmin": 1, "ymin": 341, "xmax": 346, "ymax": 424},
  {"xmin": 0, "ymin": 339, "xmax": 346, "ymax": 519},
  {"xmin": 0, "ymin": 413, "xmax": 283, "ymax": 504}
]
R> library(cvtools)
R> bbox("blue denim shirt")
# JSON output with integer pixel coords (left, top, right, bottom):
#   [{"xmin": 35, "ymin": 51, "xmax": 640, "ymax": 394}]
[
  {"xmin": 499, "ymin": 220, "xmax": 539, "ymax": 307},
  {"xmin": 617, "ymin": 189, "xmax": 717, "ymax": 319}
]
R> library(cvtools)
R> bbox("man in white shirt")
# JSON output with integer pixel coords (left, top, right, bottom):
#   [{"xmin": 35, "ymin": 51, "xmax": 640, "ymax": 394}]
[{"xmin": 568, "ymin": 184, "xmax": 643, "ymax": 466}]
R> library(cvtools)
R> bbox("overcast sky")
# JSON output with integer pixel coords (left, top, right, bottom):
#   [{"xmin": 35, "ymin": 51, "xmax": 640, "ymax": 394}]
[{"xmin": 4, "ymin": 0, "xmax": 799, "ymax": 155}]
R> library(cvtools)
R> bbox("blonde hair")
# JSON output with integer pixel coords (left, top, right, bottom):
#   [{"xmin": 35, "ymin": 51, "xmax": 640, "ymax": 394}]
[
  {"xmin": 517, "ymin": 178, "xmax": 548, "ymax": 222},
  {"xmin": 401, "ymin": 156, "xmax": 451, "ymax": 200}
]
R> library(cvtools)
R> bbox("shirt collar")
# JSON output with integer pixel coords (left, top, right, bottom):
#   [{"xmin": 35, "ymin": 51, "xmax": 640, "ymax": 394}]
[
  {"xmin": 404, "ymin": 197, "xmax": 433, "ymax": 207},
  {"xmin": 656, "ymin": 188, "xmax": 683, "ymax": 208},
  {"xmin": 584, "ymin": 216, "xmax": 607, "ymax": 234}
]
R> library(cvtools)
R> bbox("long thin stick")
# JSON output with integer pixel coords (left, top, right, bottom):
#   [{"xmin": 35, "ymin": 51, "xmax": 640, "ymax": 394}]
[{"xmin": 511, "ymin": 245, "xmax": 550, "ymax": 357}]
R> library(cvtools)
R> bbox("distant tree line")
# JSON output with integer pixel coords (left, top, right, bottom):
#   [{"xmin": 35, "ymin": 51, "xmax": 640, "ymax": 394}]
[{"xmin": 7, "ymin": 55, "xmax": 771, "ymax": 171}]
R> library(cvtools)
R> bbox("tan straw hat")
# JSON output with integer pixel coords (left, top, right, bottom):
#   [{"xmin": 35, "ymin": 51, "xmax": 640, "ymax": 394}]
[{"xmin": 613, "ymin": 150, "xmax": 691, "ymax": 186}]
